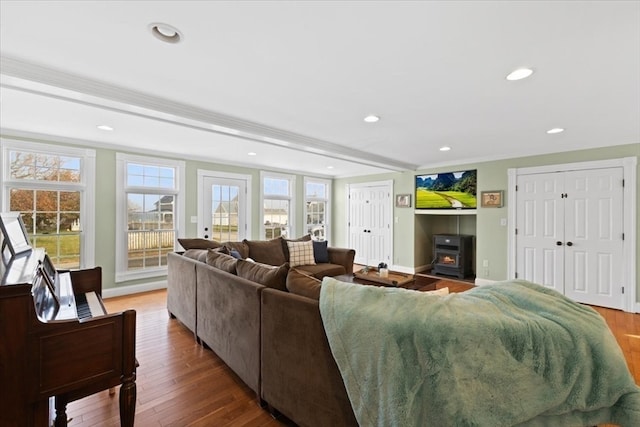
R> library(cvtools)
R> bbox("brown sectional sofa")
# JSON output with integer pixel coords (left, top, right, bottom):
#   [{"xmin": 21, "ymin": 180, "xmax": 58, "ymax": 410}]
[{"xmin": 166, "ymin": 237, "xmax": 358, "ymax": 427}]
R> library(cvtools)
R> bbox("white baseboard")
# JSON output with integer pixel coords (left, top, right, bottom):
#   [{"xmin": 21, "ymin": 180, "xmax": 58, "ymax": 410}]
[
  {"xmin": 390, "ymin": 264, "xmax": 423, "ymax": 274},
  {"xmin": 103, "ymin": 279, "xmax": 167, "ymax": 299},
  {"xmin": 635, "ymin": 302, "xmax": 640, "ymax": 314},
  {"xmin": 474, "ymin": 278, "xmax": 496, "ymax": 287}
]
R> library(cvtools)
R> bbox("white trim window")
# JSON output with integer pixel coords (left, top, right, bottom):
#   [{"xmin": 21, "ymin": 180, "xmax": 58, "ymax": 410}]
[
  {"xmin": 116, "ymin": 153, "xmax": 185, "ymax": 282},
  {"xmin": 260, "ymin": 172, "xmax": 295, "ymax": 240},
  {"xmin": 304, "ymin": 177, "xmax": 331, "ymax": 241},
  {"xmin": 1, "ymin": 139, "xmax": 96, "ymax": 269}
]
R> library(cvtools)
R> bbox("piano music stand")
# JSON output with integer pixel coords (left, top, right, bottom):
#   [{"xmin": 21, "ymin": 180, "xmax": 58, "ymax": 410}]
[{"xmin": 0, "ymin": 212, "xmax": 32, "ymax": 257}]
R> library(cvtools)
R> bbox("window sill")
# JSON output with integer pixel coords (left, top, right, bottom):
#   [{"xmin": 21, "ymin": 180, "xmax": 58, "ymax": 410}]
[{"xmin": 116, "ymin": 267, "xmax": 168, "ymax": 283}]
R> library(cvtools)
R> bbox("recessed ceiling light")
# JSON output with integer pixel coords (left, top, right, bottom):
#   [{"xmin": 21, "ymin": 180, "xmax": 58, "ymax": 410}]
[
  {"xmin": 248, "ymin": 152, "xmax": 257, "ymax": 156},
  {"xmin": 546, "ymin": 128, "xmax": 565, "ymax": 134},
  {"xmin": 97, "ymin": 125, "xmax": 113, "ymax": 131},
  {"xmin": 363, "ymin": 115, "xmax": 380, "ymax": 123},
  {"xmin": 149, "ymin": 23, "xmax": 182, "ymax": 44},
  {"xmin": 327, "ymin": 166, "xmax": 334, "ymax": 169},
  {"xmin": 439, "ymin": 146, "xmax": 451, "ymax": 152},
  {"xmin": 506, "ymin": 68, "xmax": 534, "ymax": 81}
]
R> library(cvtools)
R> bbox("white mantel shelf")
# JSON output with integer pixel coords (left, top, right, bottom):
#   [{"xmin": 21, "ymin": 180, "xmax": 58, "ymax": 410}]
[{"xmin": 414, "ymin": 209, "xmax": 477, "ymax": 215}]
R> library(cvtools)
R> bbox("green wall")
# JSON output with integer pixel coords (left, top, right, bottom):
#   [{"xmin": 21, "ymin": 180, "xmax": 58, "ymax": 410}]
[
  {"xmin": 334, "ymin": 143, "xmax": 640, "ymax": 303},
  {"xmin": 3, "ymin": 133, "xmax": 638, "ymax": 303}
]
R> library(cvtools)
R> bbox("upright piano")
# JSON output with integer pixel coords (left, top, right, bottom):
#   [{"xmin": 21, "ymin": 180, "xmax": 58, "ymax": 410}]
[{"xmin": 0, "ymin": 248, "xmax": 137, "ymax": 427}]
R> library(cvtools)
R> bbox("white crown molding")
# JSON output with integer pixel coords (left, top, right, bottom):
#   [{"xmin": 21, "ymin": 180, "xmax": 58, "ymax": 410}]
[
  {"xmin": 0, "ymin": 55, "xmax": 417, "ymax": 172},
  {"xmin": 0, "ymin": 128, "xmax": 339, "ymax": 179}
]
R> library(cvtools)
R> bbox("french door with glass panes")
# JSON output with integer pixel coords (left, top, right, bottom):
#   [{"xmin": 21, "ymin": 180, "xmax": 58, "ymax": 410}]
[{"xmin": 200, "ymin": 174, "xmax": 249, "ymax": 242}]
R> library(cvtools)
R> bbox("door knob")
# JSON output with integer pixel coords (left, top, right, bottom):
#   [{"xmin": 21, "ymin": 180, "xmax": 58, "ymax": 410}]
[
  {"xmin": 566, "ymin": 241, "xmax": 573, "ymax": 247},
  {"xmin": 556, "ymin": 241, "xmax": 563, "ymax": 246}
]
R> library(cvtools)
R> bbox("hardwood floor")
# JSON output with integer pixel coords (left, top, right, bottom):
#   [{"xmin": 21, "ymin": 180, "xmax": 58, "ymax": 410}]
[
  {"xmin": 67, "ymin": 290, "xmax": 285, "ymax": 427},
  {"xmin": 67, "ymin": 283, "xmax": 639, "ymax": 427}
]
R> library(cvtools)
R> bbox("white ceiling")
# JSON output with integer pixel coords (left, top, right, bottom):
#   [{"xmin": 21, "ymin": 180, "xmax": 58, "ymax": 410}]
[{"xmin": 1, "ymin": 1, "xmax": 639, "ymax": 178}]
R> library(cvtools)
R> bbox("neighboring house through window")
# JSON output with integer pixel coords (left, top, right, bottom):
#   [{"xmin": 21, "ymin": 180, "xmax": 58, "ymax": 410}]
[
  {"xmin": 260, "ymin": 172, "xmax": 295, "ymax": 240},
  {"xmin": 1, "ymin": 139, "xmax": 96, "ymax": 269},
  {"xmin": 304, "ymin": 177, "xmax": 331, "ymax": 241},
  {"xmin": 116, "ymin": 153, "xmax": 185, "ymax": 282}
]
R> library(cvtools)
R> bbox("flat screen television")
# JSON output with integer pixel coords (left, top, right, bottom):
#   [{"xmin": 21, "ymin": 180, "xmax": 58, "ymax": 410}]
[{"xmin": 415, "ymin": 170, "xmax": 477, "ymax": 209}]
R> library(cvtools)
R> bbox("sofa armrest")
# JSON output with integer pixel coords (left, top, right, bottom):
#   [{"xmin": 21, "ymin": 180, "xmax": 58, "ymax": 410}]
[
  {"xmin": 196, "ymin": 262, "xmax": 263, "ymax": 394},
  {"xmin": 167, "ymin": 252, "xmax": 198, "ymax": 338},
  {"xmin": 261, "ymin": 289, "xmax": 357, "ymax": 427},
  {"xmin": 327, "ymin": 247, "xmax": 355, "ymax": 275}
]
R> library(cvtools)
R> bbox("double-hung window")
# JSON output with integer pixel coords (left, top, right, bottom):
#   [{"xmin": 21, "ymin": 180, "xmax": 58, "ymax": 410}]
[
  {"xmin": 304, "ymin": 177, "xmax": 331, "ymax": 241},
  {"xmin": 1, "ymin": 139, "xmax": 95, "ymax": 268},
  {"xmin": 116, "ymin": 153, "xmax": 184, "ymax": 282},
  {"xmin": 260, "ymin": 172, "xmax": 295, "ymax": 240}
]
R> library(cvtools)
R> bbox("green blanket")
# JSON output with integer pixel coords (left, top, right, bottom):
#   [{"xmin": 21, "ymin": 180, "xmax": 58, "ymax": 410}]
[{"xmin": 319, "ymin": 278, "xmax": 640, "ymax": 427}]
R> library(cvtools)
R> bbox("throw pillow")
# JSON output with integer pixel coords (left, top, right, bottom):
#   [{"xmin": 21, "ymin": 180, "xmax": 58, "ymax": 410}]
[
  {"xmin": 227, "ymin": 248, "xmax": 243, "ymax": 259},
  {"xmin": 236, "ymin": 259, "xmax": 289, "ymax": 291},
  {"xmin": 221, "ymin": 241, "xmax": 250, "ymax": 259},
  {"xmin": 206, "ymin": 249, "xmax": 238, "ymax": 274},
  {"xmin": 282, "ymin": 234, "xmax": 312, "ymax": 260},
  {"xmin": 312, "ymin": 240, "xmax": 329, "ymax": 263},
  {"xmin": 286, "ymin": 268, "xmax": 322, "ymax": 300},
  {"xmin": 178, "ymin": 238, "xmax": 222, "ymax": 250},
  {"xmin": 287, "ymin": 240, "xmax": 316, "ymax": 267},
  {"xmin": 243, "ymin": 237, "xmax": 287, "ymax": 266}
]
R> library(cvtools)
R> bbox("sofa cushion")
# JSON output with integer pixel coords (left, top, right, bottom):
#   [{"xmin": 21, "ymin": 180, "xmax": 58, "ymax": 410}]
[
  {"xmin": 287, "ymin": 240, "xmax": 316, "ymax": 267},
  {"xmin": 282, "ymin": 234, "xmax": 312, "ymax": 260},
  {"xmin": 312, "ymin": 240, "xmax": 330, "ymax": 263},
  {"xmin": 296, "ymin": 263, "xmax": 346, "ymax": 279},
  {"xmin": 243, "ymin": 237, "xmax": 286, "ymax": 266},
  {"xmin": 236, "ymin": 259, "xmax": 289, "ymax": 291},
  {"xmin": 178, "ymin": 238, "xmax": 222, "ymax": 250},
  {"xmin": 206, "ymin": 248, "xmax": 238, "ymax": 274},
  {"xmin": 286, "ymin": 268, "xmax": 322, "ymax": 300},
  {"xmin": 217, "ymin": 241, "xmax": 248, "ymax": 259},
  {"xmin": 183, "ymin": 249, "xmax": 209, "ymax": 262}
]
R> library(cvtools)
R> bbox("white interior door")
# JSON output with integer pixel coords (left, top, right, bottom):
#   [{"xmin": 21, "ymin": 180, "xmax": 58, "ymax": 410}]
[
  {"xmin": 515, "ymin": 167, "xmax": 624, "ymax": 309},
  {"xmin": 563, "ymin": 168, "xmax": 624, "ymax": 308},
  {"xmin": 348, "ymin": 183, "xmax": 392, "ymax": 267},
  {"xmin": 200, "ymin": 175, "xmax": 248, "ymax": 242},
  {"xmin": 516, "ymin": 173, "xmax": 565, "ymax": 293}
]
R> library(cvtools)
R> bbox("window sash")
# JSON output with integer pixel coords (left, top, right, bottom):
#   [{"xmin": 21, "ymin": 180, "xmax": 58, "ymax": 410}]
[
  {"xmin": 304, "ymin": 177, "xmax": 331, "ymax": 242},
  {"xmin": 115, "ymin": 153, "xmax": 184, "ymax": 282},
  {"xmin": 1, "ymin": 139, "xmax": 95, "ymax": 270},
  {"xmin": 260, "ymin": 172, "xmax": 295, "ymax": 240}
]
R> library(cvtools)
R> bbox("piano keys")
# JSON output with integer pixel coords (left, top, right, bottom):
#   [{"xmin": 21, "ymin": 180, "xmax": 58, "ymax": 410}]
[{"xmin": 0, "ymin": 247, "xmax": 137, "ymax": 427}]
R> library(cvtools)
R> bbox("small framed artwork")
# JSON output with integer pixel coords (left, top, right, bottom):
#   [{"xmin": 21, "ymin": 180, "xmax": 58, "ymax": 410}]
[
  {"xmin": 395, "ymin": 194, "xmax": 412, "ymax": 208},
  {"xmin": 481, "ymin": 191, "xmax": 504, "ymax": 208}
]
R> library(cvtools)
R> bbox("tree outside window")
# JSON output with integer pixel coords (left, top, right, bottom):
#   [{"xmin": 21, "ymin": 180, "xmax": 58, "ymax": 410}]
[{"xmin": 6, "ymin": 150, "xmax": 83, "ymax": 268}]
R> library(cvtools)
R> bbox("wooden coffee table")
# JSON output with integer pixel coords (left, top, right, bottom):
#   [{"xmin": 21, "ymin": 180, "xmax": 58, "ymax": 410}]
[{"xmin": 333, "ymin": 269, "xmax": 438, "ymax": 292}]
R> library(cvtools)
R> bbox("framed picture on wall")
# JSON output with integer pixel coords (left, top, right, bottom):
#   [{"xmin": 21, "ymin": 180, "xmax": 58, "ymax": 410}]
[
  {"xmin": 395, "ymin": 194, "xmax": 412, "ymax": 208},
  {"xmin": 481, "ymin": 191, "xmax": 504, "ymax": 208}
]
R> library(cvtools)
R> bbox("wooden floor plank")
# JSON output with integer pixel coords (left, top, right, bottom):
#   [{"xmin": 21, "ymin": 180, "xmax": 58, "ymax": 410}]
[{"xmin": 66, "ymin": 282, "xmax": 639, "ymax": 427}]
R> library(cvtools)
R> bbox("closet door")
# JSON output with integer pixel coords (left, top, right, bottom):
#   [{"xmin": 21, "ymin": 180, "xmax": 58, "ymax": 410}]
[
  {"xmin": 348, "ymin": 183, "xmax": 392, "ymax": 267},
  {"xmin": 515, "ymin": 173, "xmax": 565, "ymax": 293},
  {"xmin": 563, "ymin": 168, "xmax": 624, "ymax": 309},
  {"xmin": 515, "ymin": 167, "xmax": 625, "ymax": 309}
]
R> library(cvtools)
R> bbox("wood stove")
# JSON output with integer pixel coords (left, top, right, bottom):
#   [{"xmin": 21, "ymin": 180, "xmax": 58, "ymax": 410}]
[{"xmin": 432, "ymin": 234, "xmax": 474, "ymax": 279}]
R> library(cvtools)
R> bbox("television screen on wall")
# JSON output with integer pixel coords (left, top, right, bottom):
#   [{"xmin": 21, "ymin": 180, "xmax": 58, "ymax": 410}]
[{"xmin": 415, "ymin": 170, "xmax": 477, "ymax": 209}]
